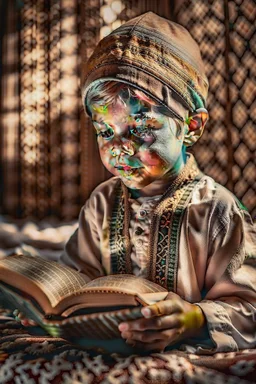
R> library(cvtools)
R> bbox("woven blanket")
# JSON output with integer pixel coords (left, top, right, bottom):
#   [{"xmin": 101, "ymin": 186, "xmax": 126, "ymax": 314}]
[{"xmin": 0, "ymin": 314, "xmax": 256, "ymax": 383}]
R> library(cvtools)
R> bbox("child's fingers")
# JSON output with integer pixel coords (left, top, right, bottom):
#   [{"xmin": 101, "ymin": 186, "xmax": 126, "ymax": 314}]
[
  {"xmin": 141, "ymin": 299, "xmax": 181, "ymax": 318},
  {"xmin": 119, "ymin": 313, "xmax": 181, "ymax": 332},
  {"xmin": 122, "ymin": 327, "xmax": 181, "ymax": 344}
]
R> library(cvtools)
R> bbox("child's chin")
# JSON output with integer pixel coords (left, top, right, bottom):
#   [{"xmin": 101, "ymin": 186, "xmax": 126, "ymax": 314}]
[{"xmin": 119, "ymin": 177, "xmax": 151, "ymax": 190}]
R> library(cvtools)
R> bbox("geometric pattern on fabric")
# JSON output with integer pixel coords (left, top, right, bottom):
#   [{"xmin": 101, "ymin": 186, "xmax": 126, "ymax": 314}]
[{"xmin": 0, "ymin": 313, "xmax": 256, "ymax": 383}]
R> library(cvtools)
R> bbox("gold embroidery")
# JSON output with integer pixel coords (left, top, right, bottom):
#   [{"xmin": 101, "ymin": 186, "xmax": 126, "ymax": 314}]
[{"xmin": 117, "ymin": 154, "xmax": 201, "ymax": 285}]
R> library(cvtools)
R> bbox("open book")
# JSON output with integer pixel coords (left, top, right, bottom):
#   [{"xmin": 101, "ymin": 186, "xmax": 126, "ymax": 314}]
[{"xmin": 0, "ymin": 254, "xmax": 168, "ymax": 339}]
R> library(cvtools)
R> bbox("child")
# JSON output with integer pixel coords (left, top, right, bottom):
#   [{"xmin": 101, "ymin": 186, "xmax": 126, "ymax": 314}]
[{"xmin": 61, "ymin": 12, "xmax": 256, "ymax": 353}]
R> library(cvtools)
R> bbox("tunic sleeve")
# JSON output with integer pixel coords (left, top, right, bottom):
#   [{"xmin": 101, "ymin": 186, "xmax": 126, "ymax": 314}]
[
  {"xmin": 59, "ymin": 198, "xmax": 105, "ymax": 283},
  {"xmin": 195, "ymin": 201, "xmax": 256, "ymax": 352}
]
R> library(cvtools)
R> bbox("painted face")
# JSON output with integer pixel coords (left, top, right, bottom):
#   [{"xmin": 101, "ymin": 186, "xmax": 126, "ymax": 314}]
[{"xmin": 89, "ymin": 92, "xmax": 185, "ymax": 190}]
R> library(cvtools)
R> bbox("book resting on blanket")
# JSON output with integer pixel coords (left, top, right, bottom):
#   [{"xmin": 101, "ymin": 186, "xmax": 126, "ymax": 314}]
[{"xmin": 0, "ymin": 254, "xmax": 168, "ymax": 339}]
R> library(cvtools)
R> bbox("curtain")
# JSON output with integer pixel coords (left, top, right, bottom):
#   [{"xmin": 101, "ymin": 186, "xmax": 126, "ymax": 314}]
[
  {"xmin": 0, "ymin": 0, "xmax": 255, "ymax": 220},
  {"xmin": 175, "ymin": 0, "xmax": 255, "ymax": 217},
  {"xmin": 1, "ymin": 0, "xmax": 81, "ymax": 219}
]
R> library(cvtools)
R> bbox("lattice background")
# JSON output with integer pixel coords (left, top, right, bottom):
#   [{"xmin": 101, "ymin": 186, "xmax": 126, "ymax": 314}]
[
  {"xmin": 0, "ymin": 1, "xmax": 20, "ymax": 216},
  {"xmin": 0, "ymin": 0, "xmax": 255, "ymax": 220},
  {"xmin": 1, "ymin": 0, "xmax": 81, "ymax": 219},
  {"xmin": 175, "ymin": 0, "xmax": 256, "ymax": 217},
  {"xmin": 229, "ymin": 0, "xmax": 255, "ymax": 214}
]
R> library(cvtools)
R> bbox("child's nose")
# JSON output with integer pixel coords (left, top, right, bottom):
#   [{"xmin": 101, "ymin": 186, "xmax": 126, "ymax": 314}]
[{"xmin": 111, "ymin": 140, "xmax": 135, "ymax": 157}]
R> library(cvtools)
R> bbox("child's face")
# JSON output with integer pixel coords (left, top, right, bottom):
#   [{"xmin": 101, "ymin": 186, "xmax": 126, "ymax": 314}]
[{"xmin": 89, "ymin": 92, "xmax": 185, "ymax": 190}]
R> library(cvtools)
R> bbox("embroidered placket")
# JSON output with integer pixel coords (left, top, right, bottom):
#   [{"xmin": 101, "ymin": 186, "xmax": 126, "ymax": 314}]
[{"xmin": 110, "ymin": 155, "xmax": 203, "ymax": 290}]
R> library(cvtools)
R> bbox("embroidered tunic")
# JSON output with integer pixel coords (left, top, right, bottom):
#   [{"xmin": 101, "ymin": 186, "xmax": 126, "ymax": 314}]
[
  {"xmin": 61, "ymin": 156, "xmax": 256, "ymax": 353},
  {"xmin": 129, "ymin": 195, "xmax": 161, "ymax": 276}
]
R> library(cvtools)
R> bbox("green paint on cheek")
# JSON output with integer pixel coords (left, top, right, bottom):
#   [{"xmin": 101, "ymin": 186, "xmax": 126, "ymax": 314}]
[{"xmin": 92, "ymin": 105, "xmax": 108, "ymax": 114}]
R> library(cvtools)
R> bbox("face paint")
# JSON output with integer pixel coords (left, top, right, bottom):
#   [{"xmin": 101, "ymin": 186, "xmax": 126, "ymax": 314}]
[
  {"xmin": 92, "ymin": 104, "xmax": 108, "ymax": 114},
  {"xmin": 89, "ymin": 92, "xmax": 185, "ymax": 190}
]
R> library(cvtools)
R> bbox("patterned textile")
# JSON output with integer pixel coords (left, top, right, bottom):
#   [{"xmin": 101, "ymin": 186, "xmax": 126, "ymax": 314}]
[
  {"xmin": 0, "ymin": 313, "xmax": 256, "ymax": 383},
  {"xmin": 82, "ymin": 12, "xmax": 209, "ymax": 120}
]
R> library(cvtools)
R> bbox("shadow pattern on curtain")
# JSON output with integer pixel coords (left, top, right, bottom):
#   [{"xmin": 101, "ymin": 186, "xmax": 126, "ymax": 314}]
[{"xmin": 175, "ymin": 0, "xmax": 255, "ymax": 218}]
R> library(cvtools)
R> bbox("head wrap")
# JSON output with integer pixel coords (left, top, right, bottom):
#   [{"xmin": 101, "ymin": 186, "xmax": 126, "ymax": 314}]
[{"xmin": 82, "ymin": 11, "xmax": 208, "ymax": 121}]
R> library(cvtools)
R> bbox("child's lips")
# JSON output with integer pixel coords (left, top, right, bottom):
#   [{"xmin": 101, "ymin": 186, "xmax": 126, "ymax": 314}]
[
  {"xmin": 115, "ymin": 164, "xmax": 143, "ymax": 177},
  {"xmin": 115, "ymin": 164, "xmax": 143, "ymax": 171}
]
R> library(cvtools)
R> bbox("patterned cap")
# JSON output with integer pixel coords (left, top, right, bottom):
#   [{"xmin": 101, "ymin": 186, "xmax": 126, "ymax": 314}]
[{"xmin": 82, "ymin": 12, "xmax": 208, "ymax": 120}]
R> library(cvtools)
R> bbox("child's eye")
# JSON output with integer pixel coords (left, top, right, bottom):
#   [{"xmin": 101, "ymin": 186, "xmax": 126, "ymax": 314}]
[
  {"xmin": 97, "ymin": 127, "xmax": 114, "ymax": 140},
  {"xmin": 130, "ymin": 125, "xmax": 153, "ymax": 138}
]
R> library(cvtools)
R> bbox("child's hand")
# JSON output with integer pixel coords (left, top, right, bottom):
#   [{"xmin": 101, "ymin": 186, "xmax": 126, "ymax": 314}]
[{"xmin": 118, "ymin": 292, "xmax": 205, "ymax": 352}]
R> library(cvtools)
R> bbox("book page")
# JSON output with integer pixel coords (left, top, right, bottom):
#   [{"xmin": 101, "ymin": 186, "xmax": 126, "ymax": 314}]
[
  {"xmin": 0, "ymin": 255, "xmax": 87, "ymax": 308},
  {"xmin": 83, "ymin": 274, "xmax": 167, "ymax": 295}
]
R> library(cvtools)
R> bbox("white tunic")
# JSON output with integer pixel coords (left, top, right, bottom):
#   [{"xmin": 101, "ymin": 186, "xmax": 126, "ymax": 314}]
[{"xmin": 60, "ymin": 170, "xmax": 256, "ymax": 353}]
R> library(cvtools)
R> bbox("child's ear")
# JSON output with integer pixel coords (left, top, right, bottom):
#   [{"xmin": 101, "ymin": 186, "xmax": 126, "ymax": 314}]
[{"xmin": 183, "ymin": 108, "xmax": 209, "ymax": 147}]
